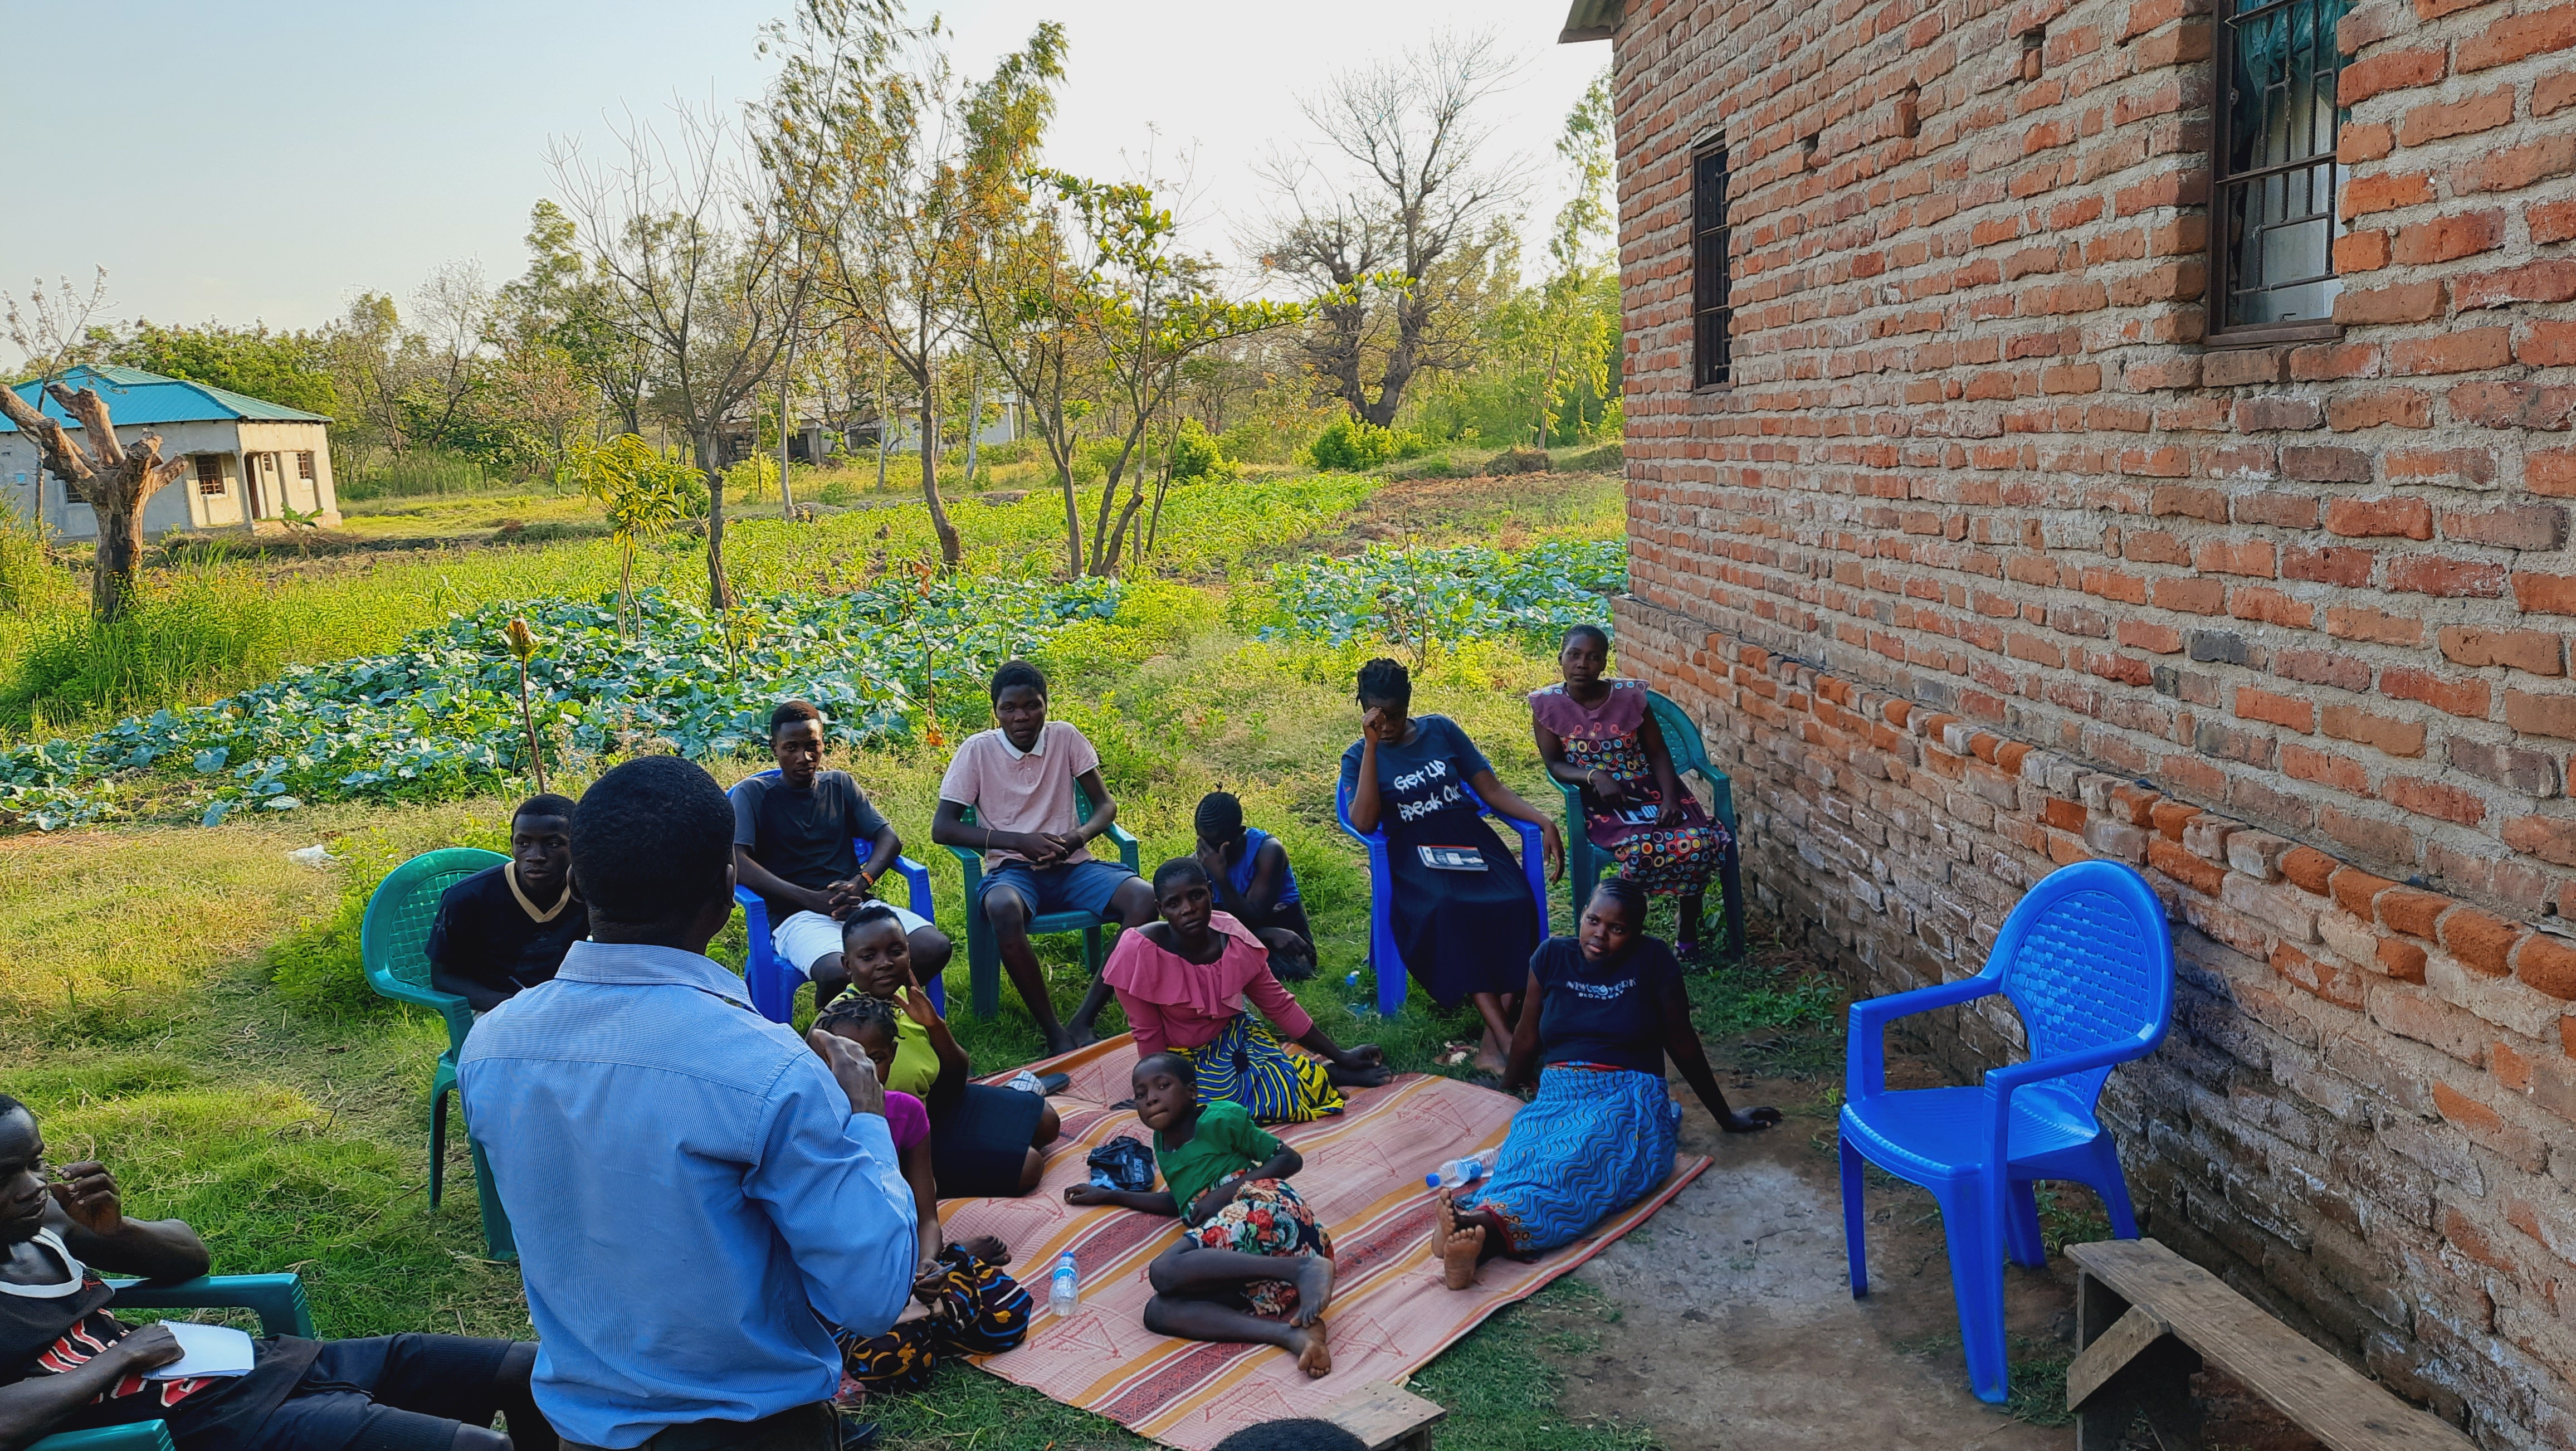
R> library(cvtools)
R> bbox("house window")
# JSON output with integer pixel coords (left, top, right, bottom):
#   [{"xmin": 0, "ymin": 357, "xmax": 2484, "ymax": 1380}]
[
  {"xmin": 1692, "ymin": 138, "xmax": 1732, "ymax": 387},
  {"xmin": 195, "ymin": 456, "xmax": 226, "ymax": 496},
  {"xmin": 296, "ymin": 451, "xmax": 315, "ymax": 480},
  {"xmin": 2211, "ymin": 0, "xmax": 2353, "ymax": 335}
]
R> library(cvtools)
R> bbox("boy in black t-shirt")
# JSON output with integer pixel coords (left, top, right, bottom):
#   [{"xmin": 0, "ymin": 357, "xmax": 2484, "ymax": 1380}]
[
  {"xmin": 734, "ymin": 699, "xmax": 954, "ymax": 1007},
  {"xmin": 426, "ymin": 794, "xmax": 589, "ymax": 1012}
]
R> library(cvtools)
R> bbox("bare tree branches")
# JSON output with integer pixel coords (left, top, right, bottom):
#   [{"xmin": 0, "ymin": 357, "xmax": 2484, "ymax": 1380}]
[
  {"xmin": 549, "ymin": 96, "xmax": 806, "ymax": 610},
  {"xmin": 1256, "ymin": 31, "xmax": 1526, "ymax": 427}
]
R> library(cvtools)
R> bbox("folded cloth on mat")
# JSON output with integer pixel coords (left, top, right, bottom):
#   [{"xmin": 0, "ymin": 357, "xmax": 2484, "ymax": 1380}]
[{"xmin": 943, "ymin": 1034, "xmax": 1709, "ymax": 1451}]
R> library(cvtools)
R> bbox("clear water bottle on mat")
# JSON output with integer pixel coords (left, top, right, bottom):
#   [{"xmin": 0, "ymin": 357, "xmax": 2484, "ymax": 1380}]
[
  {"xmin": 1426, "ymin": 1156, "xmax": 1486, "ymax": 1190},
  {"xmin": 1048, "ymin": 1252, "xmax": 1080, "ymax": 1317}
]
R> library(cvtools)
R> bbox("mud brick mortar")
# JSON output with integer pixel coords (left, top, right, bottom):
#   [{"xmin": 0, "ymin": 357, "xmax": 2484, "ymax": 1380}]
[{"xmin": 1589, "ymin": 0, "xmax": 2576, "ymax": 1437}]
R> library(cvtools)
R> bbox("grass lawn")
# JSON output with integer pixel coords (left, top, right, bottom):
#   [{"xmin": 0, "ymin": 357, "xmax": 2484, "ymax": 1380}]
[{"xmin": 0, "ymin": 464, "xmax": 1785, "ymax": 1449}]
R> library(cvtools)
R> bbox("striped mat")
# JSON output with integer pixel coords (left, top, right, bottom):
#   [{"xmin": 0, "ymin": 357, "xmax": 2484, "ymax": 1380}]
[{"xmin": 945, "ymin": 1035, "xmax": 1710, "ymax": 1450}]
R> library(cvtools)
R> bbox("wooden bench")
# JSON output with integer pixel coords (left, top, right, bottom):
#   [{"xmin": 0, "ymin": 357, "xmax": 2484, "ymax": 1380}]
[
  {"xmin": 2065, "ymin": 1238, "xmax": 2476, "ymax": 1451},
  {"xmin": 1323, "ymin": 1379, "xmax": 1446, "ymax": 1451}
]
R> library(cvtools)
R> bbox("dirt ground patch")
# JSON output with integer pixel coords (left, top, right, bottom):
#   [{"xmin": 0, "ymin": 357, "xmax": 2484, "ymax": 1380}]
[{"xmin": 1534, "ymin": 1050, "xmax": 2080, "ymax": 1451}]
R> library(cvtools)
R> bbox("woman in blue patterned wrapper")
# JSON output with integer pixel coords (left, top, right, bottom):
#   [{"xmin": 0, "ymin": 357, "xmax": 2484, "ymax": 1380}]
[
  {"xmin": 1432, "ymin": 879, "xmax": 1782, "ymax": 1289},
  {"xmin": 1340, "ymin": 658, "xmax": 1563, "ymax": 1077}
]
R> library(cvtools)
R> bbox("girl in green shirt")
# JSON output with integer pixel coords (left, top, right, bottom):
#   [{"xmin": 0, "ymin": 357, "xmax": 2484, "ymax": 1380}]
[{"xmin": 1065, "ymin": 1053, "xmax": 1336, "ymax": 1378}]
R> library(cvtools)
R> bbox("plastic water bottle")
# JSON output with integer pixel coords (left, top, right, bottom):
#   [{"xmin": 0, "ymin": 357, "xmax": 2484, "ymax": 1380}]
[
  {"xmin": 1426, "ymin": 1156, "xmax": 1487, "ymax": 1191},
  {"xmin": 1048, "ymin": 1252, "xmax": 1079, "ymax": 1317}
]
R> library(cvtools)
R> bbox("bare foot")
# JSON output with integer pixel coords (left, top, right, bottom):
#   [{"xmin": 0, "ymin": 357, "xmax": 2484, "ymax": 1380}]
[
  {"xmin": 1066, "ymin": 1022, "xmax": 1100, "ymax": 1050},
  {"xmin": 1287, "ymin": 1255, "xmax": 1337, "ymax": 1326},
  {"xmin": 1442, "ymin": 1224, "xmax": 1486, "ymax": 1291},
  {"xmin": 1042, "ymin": 1029, "xmax": 1079, "ymax": 1056},
  {"xmin": 1286, "ymin": 1318, "xmax": 1333, "ymax": 1379},
  {"xmin": 1431, "ymin": 1196, "xmax": 1458, "ymax": 1259},
  {"xmin": 962, "ymin": 1234, "xmax": 1009, "ymax": 1265}
]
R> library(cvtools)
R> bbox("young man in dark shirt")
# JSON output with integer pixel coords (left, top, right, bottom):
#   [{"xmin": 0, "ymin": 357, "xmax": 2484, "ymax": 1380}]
[
  {"xmin": 734, "ymin": 700, "xmax": 954, "ymax": 1009},
  {"xmin": 0, "ymin": 1094, "xmax": 551, "ymax": 1451},
  {"xmin": 425, "ymin": 795, "xmax": 588, "ymax": 1013}
]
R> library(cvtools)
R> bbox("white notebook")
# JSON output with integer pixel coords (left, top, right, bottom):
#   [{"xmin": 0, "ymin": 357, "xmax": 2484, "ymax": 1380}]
[{"xmin": 142, "ymin": 1322, "xmax": 257, "ymax": 1380}]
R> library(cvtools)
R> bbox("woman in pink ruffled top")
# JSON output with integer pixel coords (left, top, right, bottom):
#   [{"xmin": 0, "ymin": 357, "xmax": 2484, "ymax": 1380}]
[{"xmin": 1105, "ymin": 858, "xmax": 1391, "ymax": 1122}]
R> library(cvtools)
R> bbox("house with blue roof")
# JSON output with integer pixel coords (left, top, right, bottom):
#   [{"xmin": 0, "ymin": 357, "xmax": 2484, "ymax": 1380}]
[{"xmin": 0, "ymin": 364, "xmax": 341, "ymax": 539}]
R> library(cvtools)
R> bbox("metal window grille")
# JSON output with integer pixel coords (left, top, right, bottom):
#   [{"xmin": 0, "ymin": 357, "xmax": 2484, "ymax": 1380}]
[
  {"xmin": 2212, "ymin": 0, "xmax": 2353, "ymax": 333},
  {"xmin": 1692, "ymin": 140, "xmax": 1733, "ymax": 387},
  {"xmin": 195, "ymin": 456, "xmax": 225, "ymax": 496}
]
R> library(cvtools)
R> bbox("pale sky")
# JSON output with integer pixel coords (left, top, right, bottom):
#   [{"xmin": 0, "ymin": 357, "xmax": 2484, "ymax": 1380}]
[{"xmin": 1, "ymin": 1, "xmax": 1603, "ymax": 336}]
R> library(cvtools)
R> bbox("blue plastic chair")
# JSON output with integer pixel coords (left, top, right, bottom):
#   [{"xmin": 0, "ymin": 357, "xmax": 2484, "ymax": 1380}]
[
  {"xmin": 32, "ymin": 1273, "xmax": 316, "ymax": 1451},
  {"xmin": 1549, "ymin": 689, "xmax": 1748, "ymax": 962},
  {"xmin": 946, "ymin": 788, "xmax": 1141, "ymax": 1019},
  {"xmin": 1837, "ymin": 859, "xmax": 2174, "ymax": 1404},
  {"xmin": 360, "ymin": 848, "xmax": 515, "ymax": 1261},
  {"xmin": 729, "ymin": 768, "xmax": 941, "ymax": 1022},
  {"xmin": 1335, "ymin": 778, "xmax": 1552, "ymax": 1019}
]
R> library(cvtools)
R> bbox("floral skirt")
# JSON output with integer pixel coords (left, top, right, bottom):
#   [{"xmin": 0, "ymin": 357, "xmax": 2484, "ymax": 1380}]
[
  {"xmin": 1182, "ymin": 1015, "xmax": 1344, "ymax": 1124},
  {"xmin": 1187, "ymin": 1179, "xmax": 1333, "ymax": 1319},
  {"xmin": 836, "ymin": 1245, "xmax": 1031, "ymax": 1397}
]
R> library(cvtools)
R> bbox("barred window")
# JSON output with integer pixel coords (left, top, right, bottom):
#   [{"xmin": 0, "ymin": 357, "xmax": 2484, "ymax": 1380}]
[
  {"xmin": 195, "ymin": 456, "xmax": 225, "ymax": 496},
  {"xmin": 296, "ymin": 450, "xmax": 315, "ymax": 480},
  {"xmin": 1692, "ymin": 139, "xmax": 1732, "ymax": 387},
  {"xmin": 2211, "ymin": 0, "xmax": 2355, "ymax": 337}
]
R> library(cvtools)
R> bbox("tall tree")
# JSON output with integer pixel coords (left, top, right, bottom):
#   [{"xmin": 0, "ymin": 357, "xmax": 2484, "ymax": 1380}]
[
  {"xmin": 503, "ymin": 200, "xmax": 655, "ymax": 436},
  {"xmin": 762, "ymin": 0, "xmax": 1064, "ymax": 567},
  {"xmin": 963, "ymin": 183, "xmax": 1097, "ymax": 574},
  {"xmin": 106, "ymin": 320, "xmax": 339, "ymax": 416},
  {"xmin": 551, "ymin": 101, "xmax": 806, "ymax": 610},
  {"xmin": 1257, "ymin": 31, "xmax": 1522, "ymax": 427},
  {"xmin": 1055, "ymin": 174, "xmax": 1299, "ymax": 576}
]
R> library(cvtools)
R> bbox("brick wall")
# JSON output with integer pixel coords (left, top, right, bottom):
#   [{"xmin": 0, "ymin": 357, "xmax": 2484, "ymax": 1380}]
[{"xmin": 1599, "ymin": 0, "xmax": 2576, "ymax": 1438}]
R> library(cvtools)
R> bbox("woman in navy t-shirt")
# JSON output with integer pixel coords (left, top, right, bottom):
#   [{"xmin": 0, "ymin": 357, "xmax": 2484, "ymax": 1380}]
[
  {"xmin": 1432, "ymin": 878, "xmax": 1783, "ymax": 1288},
  {"xmin": 1340, "ymin": 658, "xmax": 1563, "ymax": 1075}
]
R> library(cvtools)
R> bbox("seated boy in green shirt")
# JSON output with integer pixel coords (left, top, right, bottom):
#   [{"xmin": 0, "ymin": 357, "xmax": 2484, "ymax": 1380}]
[{"xmin": 1064, "ymin": 1053, "xmax": 1336, "ymax": 1378}]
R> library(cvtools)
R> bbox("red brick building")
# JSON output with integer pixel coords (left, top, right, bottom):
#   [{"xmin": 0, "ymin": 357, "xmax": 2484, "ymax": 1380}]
[{"xmin": 1565, "ymin": 0, "xmax": 2576, "ymax": 1437}]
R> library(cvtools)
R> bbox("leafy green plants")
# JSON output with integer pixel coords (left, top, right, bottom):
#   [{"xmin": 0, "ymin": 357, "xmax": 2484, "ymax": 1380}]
[
  {"xmin": 0, "ymin": 573, "xmax": 1123, "ymax": 830},
  {"xmin": 1259, "ymin": 539, "xmax": 1627, "ymax": 652},
  {"xmin": 565, "ymin": 434, "xmax": 709, "ymax": 633},
  {"xmin": 1307, "ymin": 417, "xmax": 1429, "ymax": 472}
]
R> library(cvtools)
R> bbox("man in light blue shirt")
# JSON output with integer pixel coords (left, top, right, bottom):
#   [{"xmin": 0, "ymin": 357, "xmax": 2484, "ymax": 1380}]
[{"xmin": 461, "ymin": 756, "xmax": 915, "ymax": 1451}]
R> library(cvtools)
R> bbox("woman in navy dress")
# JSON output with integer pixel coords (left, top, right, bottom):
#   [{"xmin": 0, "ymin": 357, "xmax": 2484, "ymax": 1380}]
[{"xmin": 1340, "ymin": 658, "xmax": 1562, "ymax": 1074}]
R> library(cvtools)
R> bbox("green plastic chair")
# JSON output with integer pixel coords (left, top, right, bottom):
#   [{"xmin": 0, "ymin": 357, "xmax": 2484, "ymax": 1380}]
[
  {"xmin": 360, "ymin": 848, "xmax": 515, "ymax": 1260},
  {"xmin": 945, "ymin": 789, "xmax": 1141, "ymax": 1019},
  {"xmin": 31, "ymin": 1273, "xmax": 316, "ymax": 1451},
  {"xmin": 1552, "ymin": 689, "xmax": 1748, "ymax": 962}
]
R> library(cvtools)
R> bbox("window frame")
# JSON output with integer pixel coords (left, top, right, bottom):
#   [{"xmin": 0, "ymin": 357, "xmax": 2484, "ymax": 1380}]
[
  {"xmin": 1691, "ymin": 137, "xmax": 1734, "ymax": 389},
  {"xmin": 2205, "ymin": 0, "xmax": 2350, "ymax": 348},
  {"xmin": 194, "ymin": 455, "xmax": 226, "ymax": 496},
  {"xmin": 295, "ymin": 450, "xmax": 315, "ymax": 481}
]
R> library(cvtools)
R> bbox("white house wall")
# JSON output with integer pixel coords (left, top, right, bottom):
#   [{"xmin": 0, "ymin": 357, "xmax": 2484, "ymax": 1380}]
[{"xmin": 0, "ymin": 418, "xmax": 340, "ymax": 538}]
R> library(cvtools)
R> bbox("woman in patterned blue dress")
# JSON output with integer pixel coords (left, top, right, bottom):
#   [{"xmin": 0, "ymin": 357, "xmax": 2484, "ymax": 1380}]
[{"xmin": 1433, "ymin": 879, "xmax": 1782, "ymax": 1288}]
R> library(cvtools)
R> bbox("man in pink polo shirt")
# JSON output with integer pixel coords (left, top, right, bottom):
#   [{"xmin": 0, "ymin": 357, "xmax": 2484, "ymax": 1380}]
[{"xmin": 932, "ymin": 659, "xmax": 1155, "ymax": 1052}]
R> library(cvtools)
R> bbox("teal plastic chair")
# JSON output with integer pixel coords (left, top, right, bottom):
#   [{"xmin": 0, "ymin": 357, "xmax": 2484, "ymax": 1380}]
[
  {"xmin": 360, "ymin": 848, "xmax": 515, "ymax": 1260},
  {"xmin": 1551, "ymin": 689, "xmax": 1747, "ymax": 962},
  {"xmin": 945, "ymin": 789, "xmax": 1140, "ymax": 1019},
  {"xmin": 31, "ymin": 1273, "xmax": 316, "ymax": 1451}
]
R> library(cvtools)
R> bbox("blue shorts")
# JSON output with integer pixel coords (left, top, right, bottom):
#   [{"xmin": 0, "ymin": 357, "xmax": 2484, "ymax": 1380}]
[{"xmin": 976, "ymin": 857, "xmax": 1137, "ymax": 922}]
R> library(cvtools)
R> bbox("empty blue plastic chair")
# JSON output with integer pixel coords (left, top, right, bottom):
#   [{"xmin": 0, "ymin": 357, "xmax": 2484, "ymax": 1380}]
[
  {"xmin": 1549, "ymin": 688, "xmax": 1749, "ymax": 962},
  {"xmin": 360, "ymin": 848, "xmax": 515, "ymax": 1260},
  {"xmin": 1334, "ymin": 778, "xmax": 1550, "ymax": 1019},
  {"xmin": 946, "ymin": 789, "xmax": 1140, "ymax": 1019},
  {"xmin": 1837, "ymin": 859, "xmax": 2173, "ymax": 1405},
  {"xmin": 729, "ymin": 768, "xmax": 941, "ymax": 1022},
  {"xmin": 31, "ymin": 1273, "xmax": 316, "ymax": 1451}
]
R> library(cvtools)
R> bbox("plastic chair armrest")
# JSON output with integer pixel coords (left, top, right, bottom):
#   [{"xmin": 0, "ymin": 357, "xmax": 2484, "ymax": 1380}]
[
  {"xmin": 31, "ymin": 1423, "xmax": 175, "ymax": 1451},
  {"xmin": 894, "ymin": 856, "xmax": 933, "ymax": 918},
  {"xmin": 105, "ymin": 1274, "xmax": 316, "ymax": 1339},
  {"xmin": 1845, "ymin": 974, "xmax": 2001, "ymax": 1099},
  {"xmin": 1102, "ymin": 822, "xmax": 1140, "ymax": 874},
  {"xmin": 1982, "ymin": 1035, "xmax": 2157, "ymax": 1095},
  {"xmin": 734, "ymin": 884, "xmax": 772, "ymax": 937},
  {"xmin": 366, "ymin": 971, "xmax": 475, "ymax": 1053}
]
